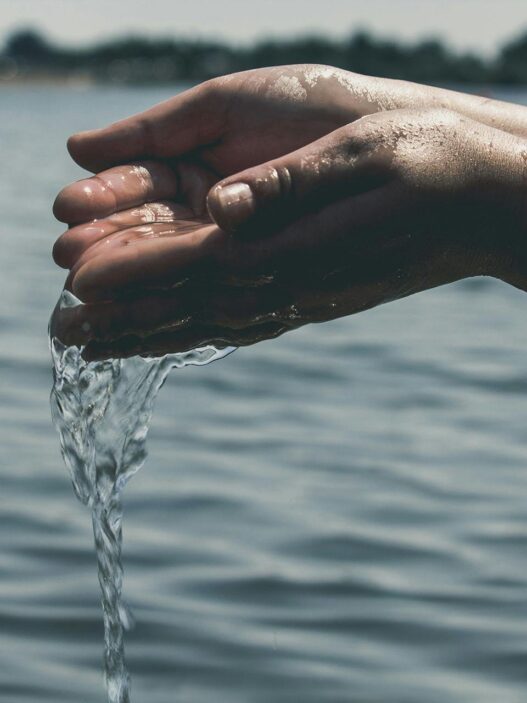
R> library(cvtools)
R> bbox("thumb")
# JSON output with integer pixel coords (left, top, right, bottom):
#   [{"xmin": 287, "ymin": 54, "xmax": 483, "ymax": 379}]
[{"xmin": 206, "ymin": 123, "xmax": 377, "ymax": 235}]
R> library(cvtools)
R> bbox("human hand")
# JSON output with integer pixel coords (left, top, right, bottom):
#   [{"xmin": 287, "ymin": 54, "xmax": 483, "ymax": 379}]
[
  {"xmin": 52, "ymin": 65, "xmax": 369, "ymax": 262},
  {"xmin": 54, "ymin": 63, "xmax": 527, "ymax": 228},
  {"xmin": 53, "ymin": 108, "xmax": 527, "ymax": 359},
  {"xmin": 58, "ymin": 65, "xmax": 369, "ymax": 183}
]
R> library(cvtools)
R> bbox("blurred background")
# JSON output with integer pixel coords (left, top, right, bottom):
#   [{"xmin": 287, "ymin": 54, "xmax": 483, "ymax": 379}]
[
  {"xmin": 2, "ymin": 0, "xmax": 527, "ymax": 85},
  {"xmin": 2, "ymin": 1, "xmax": 527, "ymax": 702}
]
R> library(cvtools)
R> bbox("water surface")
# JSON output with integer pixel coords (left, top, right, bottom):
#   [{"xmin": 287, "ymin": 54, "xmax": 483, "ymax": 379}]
[{"xmin": 1, "ymin": 85, "xmax": 527, "ymax": 703}]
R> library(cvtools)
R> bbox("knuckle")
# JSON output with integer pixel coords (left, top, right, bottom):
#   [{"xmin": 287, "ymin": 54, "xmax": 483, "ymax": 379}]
[
  {"xmin": 418, "ymin": 107, "xmax": 465, "ymax": 135},
  {"xmin": 271, "ymin": 164, "xmax": 294, "ymax": 200},
  {"xmin": 427, "ymin": 107, "xmax": 460, "ymax": 123},
  {"xmin": 253, "ymin": 164, "xmax": 293, "ymax": 202},
  {"xmin": 341, "ymin": 118, "xmax": 382, "ymax": 155},
  {"xmin": 197, "ymin": 77, "xmax": 216, "ymax": 98}
]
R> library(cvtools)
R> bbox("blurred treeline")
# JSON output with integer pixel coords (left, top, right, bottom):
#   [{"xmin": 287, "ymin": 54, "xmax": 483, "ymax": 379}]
[{"xmin": 2, "ymin": 27, "xmax": 527, "ymax": 85}]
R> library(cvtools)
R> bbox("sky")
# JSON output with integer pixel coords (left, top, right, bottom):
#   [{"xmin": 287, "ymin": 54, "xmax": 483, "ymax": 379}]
[{"xmin": 0, "ymin": 0, "xmax": 526, "ymax": 56}]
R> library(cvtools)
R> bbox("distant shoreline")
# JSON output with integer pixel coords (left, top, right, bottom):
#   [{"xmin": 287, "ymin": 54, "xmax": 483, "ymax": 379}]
[
  {"xmin": 3, "ymin": 27, "xmax": 527, "ymax": 87},
  {"xmin": 0, "ymin": 75, "xmax": 95, "ymax": 87}
]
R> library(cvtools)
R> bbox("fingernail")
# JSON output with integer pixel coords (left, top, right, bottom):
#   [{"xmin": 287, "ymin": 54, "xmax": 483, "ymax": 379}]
[{"xmin": 209, "ymin": 183, "xmax": 255, "ymax": 230}]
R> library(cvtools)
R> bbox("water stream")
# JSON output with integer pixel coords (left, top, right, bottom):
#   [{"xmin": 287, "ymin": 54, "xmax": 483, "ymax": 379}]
[{"xmin": 49, "ymin": 291, "xmax": 233, "ymax": 702}]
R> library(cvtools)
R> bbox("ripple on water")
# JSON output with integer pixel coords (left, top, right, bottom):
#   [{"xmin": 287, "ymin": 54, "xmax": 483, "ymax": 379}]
[{"xmin": 3, "ymin": 85, "xmax": 527, "ymax": 703}]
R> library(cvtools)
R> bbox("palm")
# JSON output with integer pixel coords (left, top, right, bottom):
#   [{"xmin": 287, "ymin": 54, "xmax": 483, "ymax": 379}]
[
  {"xmin": 52, "ymin": 198, "xmax": 291, "ymax": 357},
  {"xmin": 55, "ymin": 198, "xmax": 218, "ymax": 283}
]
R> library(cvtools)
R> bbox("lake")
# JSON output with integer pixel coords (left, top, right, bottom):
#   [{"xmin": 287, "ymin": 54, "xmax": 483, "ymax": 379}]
[{"xmin": 1, "ymin": 84, "xmax": 527, "ymax": 703}]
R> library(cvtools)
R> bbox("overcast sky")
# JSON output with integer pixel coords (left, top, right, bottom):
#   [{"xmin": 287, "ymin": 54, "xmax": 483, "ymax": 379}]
[{"xmin": 1, "ymin": 0, "xmax": 526, "ymax": 55}]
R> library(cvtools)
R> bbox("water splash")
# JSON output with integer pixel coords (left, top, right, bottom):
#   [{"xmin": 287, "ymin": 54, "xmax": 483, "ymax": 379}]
[{"xmin": 49, "ymin": 291, "xmax": 233, "ymax": 702}]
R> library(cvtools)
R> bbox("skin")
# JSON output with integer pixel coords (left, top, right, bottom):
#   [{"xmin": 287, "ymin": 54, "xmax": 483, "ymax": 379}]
[
  {"xmin": 53, "ymin": 65, "xmax": 527, "ymax": 236},
  {"xmin": 51, "ymin": 95, "xmax": 527, "ymax": 360}
]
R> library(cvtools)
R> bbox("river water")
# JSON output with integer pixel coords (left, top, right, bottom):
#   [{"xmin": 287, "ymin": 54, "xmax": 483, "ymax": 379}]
[{"xmin": 1, "ymin": 84, "xmax": 527, "ymax": 703}]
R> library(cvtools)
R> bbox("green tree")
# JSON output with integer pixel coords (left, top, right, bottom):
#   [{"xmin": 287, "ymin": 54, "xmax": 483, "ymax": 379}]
[
  {"xmin": 496, "ymin": 32, "xmax": 527, "ymax": 83},
  {"xmin": 5, "ymin": 29, "xmax": 53, "ymax": 64}
]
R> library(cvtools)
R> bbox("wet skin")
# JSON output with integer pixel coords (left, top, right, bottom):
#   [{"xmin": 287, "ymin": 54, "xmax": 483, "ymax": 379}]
[{"xmin": 52, "ymin": 66, "xmax": 527, "ymax": 359}]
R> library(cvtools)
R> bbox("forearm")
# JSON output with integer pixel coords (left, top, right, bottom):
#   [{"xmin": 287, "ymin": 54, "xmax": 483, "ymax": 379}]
[
  {"xmin": 347, "ymin": 71, "xmax": 527, "ymax": 139},
  {"xmin": 474, "ymin": 124, "xmax": 527, "ymax": 289},
  {"xmin": 410, "ymin": 84, "xmax": 527, "ymax": 139}
]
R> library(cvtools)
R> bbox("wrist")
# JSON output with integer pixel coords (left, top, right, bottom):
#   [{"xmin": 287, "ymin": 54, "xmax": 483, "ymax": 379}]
[{"xmin": 487, "ymin": 140, "xmax": 527, "ymax": 288}]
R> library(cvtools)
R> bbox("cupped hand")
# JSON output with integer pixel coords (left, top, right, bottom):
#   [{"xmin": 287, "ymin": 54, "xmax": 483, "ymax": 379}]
[
  {"xmin": 53, "ymin": 63, "xmax": 527, "ymax": 231},
  {"xmin": 57, "ymin": 65, "xmax": 369, "ymax": 185},
  {"xmin": 53, "ymin": 108, "xmax": 527, "ymax": 359}
]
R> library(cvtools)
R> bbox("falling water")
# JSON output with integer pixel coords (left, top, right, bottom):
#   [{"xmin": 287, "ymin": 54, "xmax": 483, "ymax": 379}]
[{"xmin": 49, "ymin": 291, "xmax": 233, "ymax": 702}]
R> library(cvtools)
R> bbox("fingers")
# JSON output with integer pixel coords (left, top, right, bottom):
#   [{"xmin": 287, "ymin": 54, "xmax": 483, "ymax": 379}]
[
  {"xmin": 82, "ymin": 320, "xmax": 288, "ymax": 361},
  {"xmin": 53, "ymin": 181, "xmax": 419, "ymax": 358},
  {"xmin": 52, "ymin": 280, "xmax": 291, "ymax": 361},
  {"xmin": 52, "ymin": 291, "xmax": 192, "ymax": 348},
  {"xmin": 69, "ymin": 222, "xmax": 224, "ymax": 302},
  {"xmin": 69, "ymin": 219, "xmax": 446, "ymax": 362},
  {"xmin": 66, "ymin": 82, "xmax": 224, "ymax": 173},
  {"xmin": 53, "ymin": 281, "xmax": 295, "ymax": 348},
  {"xmin": 53, "ymin": 161, "xmax": 179, "ymax": 224},
  {"xmin": 68, "ymin": 181, "xmax": 405, "ymax": 303},
  {"xmin": 206, "ymin": 121, "xmax": 389, "ymax": 234},
  {"xmin": 53, "ymin": 201, "xmax": 196, "ymax": 269}
]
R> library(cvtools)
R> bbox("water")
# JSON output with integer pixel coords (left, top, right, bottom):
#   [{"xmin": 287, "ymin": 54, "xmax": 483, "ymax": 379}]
[
  {"xmin": 50, "ymin": 292, "xmax": 233, "ymax": 702},
  {"xmin": 2, "ymin": 84, "xmax": 527, "ymax": 703}
]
